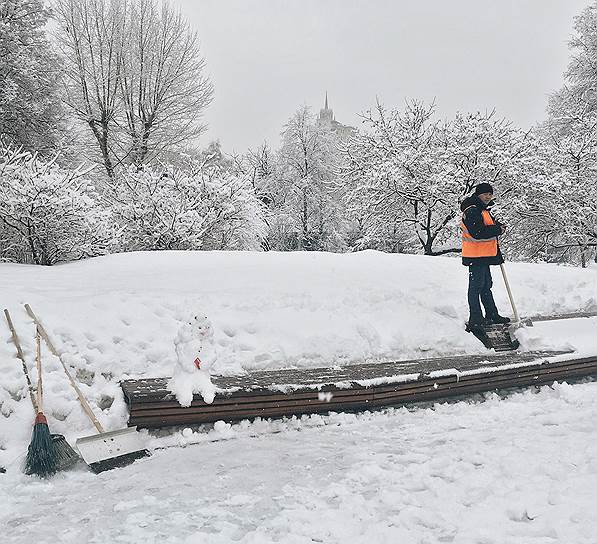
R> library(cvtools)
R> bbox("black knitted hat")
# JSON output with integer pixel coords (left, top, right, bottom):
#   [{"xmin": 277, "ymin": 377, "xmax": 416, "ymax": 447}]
[{"xmin": 473, "ymin": 183, "xmax": 494, "ymax": 196}]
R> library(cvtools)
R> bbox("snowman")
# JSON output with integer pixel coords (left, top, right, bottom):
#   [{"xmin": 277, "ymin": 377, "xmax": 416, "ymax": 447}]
[{"xmin": 168, "ymin": 315, "xmax": 217, "ymax": 407}]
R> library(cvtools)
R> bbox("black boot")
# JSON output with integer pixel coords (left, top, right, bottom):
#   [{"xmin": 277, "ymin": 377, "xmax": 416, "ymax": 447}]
[
  {"xmin": 487, "ymin": 314, "xmax": 511, "ymax": 325},
  {"xmin": 467, "ymin": 316, "xmax": 485, "ymax": 330}
]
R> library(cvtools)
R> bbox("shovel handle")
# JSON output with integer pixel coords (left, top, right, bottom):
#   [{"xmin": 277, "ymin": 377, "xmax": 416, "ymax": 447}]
[
  {"xmin": 4, "ymin": 309, "xmax": 38, "ymax": 412},
  {"xmin": 499, "ymin": 264, "xmax": 520, "ymax": 323},
  {"xmin": 24, "ymin": 304, "xmax": 105, "ymax": 433}
]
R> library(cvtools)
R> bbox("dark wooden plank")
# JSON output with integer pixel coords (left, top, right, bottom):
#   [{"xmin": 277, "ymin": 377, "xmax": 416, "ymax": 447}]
[
  {"xmin": 371, "ymin": 364, "xmax": 597, "ymax": 404},
  {"xmin": 126, "ymin": 357, "xmax": 597, "ymax": 428},
  {"xmin": 129, "ymin": 388, "xmax": 374, "ymax": 412},
  {"xmin": 130, "ymin": 392, "xmax": 376, "ymax": 418},
  {"xmin": 120, "ymin": 350, "xmax": 565, "ymax": 402},
  {"xmin": 130, "ymin": 401, "xmax": 377, "ymax": 428}
]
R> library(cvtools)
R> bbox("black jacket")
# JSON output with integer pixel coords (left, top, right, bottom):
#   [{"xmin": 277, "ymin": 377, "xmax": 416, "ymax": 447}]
[{"xmin": 460, "ymin": 195, "xmax": 504, "ymax": 266}]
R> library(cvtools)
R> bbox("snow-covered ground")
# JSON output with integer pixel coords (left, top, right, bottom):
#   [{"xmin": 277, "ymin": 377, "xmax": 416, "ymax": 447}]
[
  {"xmin": 1, "ymin": 251, "xmax": 596, "ymax": 542},
  {"xmin": 2, "ymin": 379, "xmax": 597, "ymax": 543}
]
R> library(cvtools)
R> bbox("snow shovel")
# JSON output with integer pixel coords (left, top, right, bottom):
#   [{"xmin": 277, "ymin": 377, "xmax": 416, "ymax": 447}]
[{"xmin": 24, "ymin": 304, "xmax": 150, "ymax": 473}]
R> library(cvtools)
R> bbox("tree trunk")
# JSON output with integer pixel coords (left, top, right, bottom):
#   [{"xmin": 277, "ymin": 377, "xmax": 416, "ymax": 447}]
[
  {"xmin": 301, "ymin": 186, "xmax": 308, "ymax": 250},
  {"xmin": 26, "ymin": 221, "xmax": 40, "ymax": 265},
  {"xmin": 89, "ymin": 120, "xmax": 115, "ymax": 180}
]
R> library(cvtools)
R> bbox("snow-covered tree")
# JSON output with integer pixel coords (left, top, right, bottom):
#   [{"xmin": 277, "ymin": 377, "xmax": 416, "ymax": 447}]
[
  {"xmin": 435, "ymin": 111, "xmax": 533, "ymax": 256},
  {"xmin": 53, "ymin": 0, "xmax": 125, "ymax": 179},
  {"xmin": 236, "ymin": 143, "xmax": 276, "ymax": 207},
  {"xmin": 343, "ymin": 101, "xmax": 442, "ymax": 255},
  {"xmin": 54, "ymin": 0, "xmax": 213, "ymax": 178},
  {"xmin": 343, "ymin": 101, "xmax": 532, "ymax": 256},
  {"xmin": 108, "ymin": 163, "xmax": 266, "ymax": 252},
  {"xmin": 564, "ymin": 2, "xmax": 597, "ymax": 102},
  {"xmin": 512, "ymin": 2, "xmax": 597, "ymax": 266},
  {"xmin": 515, "ymin": 93, "xmax": 597, "ymax": 265},
  {"xmin": 0, "ymin": 0, "xmax": 64, "ymax": 152},
  {"xmin": 0, "ymin": 143, "xmax": 114, "ymax": 264},
  {"xmin": 118, "ymin": 0, "xmax": 213, "ymax": 167},
  {"xmin": 226, "ymin": 143, "xmax": 277, "ymax": 250},
  {"xmin": 266, "ymin": 106, "xmax": 347, "ymax": 251}
]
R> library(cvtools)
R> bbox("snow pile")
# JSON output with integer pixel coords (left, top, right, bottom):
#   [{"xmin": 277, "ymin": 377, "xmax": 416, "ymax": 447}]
[{"xmin": 0, "ymin": 250, "xmax": 596, "ymax": 468}]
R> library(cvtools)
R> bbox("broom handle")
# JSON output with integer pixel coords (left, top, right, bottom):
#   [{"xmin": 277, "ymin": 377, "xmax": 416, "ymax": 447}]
[
  {"xmin": 4, "ymin": 309, "xmax": 38, "ymax": 412},
  {"xmin": 25, "ymin": 304, "xmax": 105, "ymax": 433},
  {"xmin": 35, "ymin": 328, "xmax": 43, "ymax": 413},
  {"xmin": 499, "ymin": 263, "xmax": 520, "ymax": 323}
]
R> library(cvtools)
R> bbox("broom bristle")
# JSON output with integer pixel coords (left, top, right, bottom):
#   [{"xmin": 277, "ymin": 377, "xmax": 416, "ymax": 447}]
[
  {"xmin": 52, "ymin": 434, "xmax": 81, "ymax": 471},
  {"xmin": 24, "ymin": 413, "xmax": 58, "ymax": 478}
]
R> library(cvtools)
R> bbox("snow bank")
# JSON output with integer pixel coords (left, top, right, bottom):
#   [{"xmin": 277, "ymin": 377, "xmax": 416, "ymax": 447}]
[{"xmin": 0, "ymin": 250, "xmax": 596, "ymax": 468}]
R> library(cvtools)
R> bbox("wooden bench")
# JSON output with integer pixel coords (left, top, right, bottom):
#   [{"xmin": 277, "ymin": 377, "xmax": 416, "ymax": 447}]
[{"xmin": 121, "ymin": 351, "xmax": 597, "ymax": 429}]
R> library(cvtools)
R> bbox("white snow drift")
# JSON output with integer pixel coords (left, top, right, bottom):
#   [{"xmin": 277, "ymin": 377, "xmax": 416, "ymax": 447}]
[{"xmin": 0, "ymin": 250, "xmax": 596, "ymax": 470}]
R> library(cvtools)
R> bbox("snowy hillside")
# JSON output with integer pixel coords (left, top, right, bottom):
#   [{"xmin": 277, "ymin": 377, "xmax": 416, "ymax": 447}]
[
  {"xmin": 1, "ymin": 250, "xmax": 596, "ymax": 469},
  {"xmin": 1, "ymin": 250, "xmax": 597, "ymax": 543}
]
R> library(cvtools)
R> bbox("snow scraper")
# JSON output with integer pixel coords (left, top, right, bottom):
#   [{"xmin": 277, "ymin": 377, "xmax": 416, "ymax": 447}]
[
  {"xmin": 25, "ymin": 304, "xmax": 150, "ymax": 473},
  {"xmin": 466, "ymin": 321, "xmax": 520, "ymax": 351}
]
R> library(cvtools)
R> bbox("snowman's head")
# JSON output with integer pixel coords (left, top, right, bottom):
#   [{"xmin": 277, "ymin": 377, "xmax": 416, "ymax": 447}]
[{"xmin": 188, "ymin": 315, "xmax": 213, "ymax": 340}]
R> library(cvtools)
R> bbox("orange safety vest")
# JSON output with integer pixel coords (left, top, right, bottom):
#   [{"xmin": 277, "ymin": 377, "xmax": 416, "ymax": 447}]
[{"xmin": 461, "ymin": 207, "xmax": 498, "ymax": 258}]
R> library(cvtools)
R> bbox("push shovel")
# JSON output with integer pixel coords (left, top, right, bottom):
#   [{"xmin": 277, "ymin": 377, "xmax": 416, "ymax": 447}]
[{"xmin": 25, "ymin": 304, "xmax": 150, "ymax": 473}]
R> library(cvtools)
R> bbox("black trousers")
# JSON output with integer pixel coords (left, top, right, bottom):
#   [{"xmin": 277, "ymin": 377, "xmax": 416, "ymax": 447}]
[{"xmin": 468, "ymin": 264, "xmax": 499, "ymax": 320}]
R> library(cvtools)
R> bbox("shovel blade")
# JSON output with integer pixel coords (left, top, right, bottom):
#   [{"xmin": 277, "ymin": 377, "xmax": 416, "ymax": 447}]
[{"xmin": 76, "ymin": 427, "xmax": 150, "ymax": 473}]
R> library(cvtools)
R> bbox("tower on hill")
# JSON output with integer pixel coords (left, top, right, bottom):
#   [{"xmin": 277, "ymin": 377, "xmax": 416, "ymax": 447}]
[{"xmin": 316, "ymin": 92, "xmax": 355, "ymax": 139}]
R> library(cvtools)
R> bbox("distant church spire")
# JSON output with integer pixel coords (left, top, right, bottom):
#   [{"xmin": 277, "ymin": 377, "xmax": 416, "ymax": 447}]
[{"xmin": 316, "ymin": 91, "xmax": 355, "ymax": 138}]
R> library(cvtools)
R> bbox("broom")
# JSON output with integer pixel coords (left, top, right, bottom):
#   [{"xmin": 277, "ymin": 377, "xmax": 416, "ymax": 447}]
[
  {"xmin": 4, "ymin": 309, "xmax": 80, "ymax": 473},
  {"xmin": 24, "ymin": 327, "xmax": 58, "ymax": 477}
]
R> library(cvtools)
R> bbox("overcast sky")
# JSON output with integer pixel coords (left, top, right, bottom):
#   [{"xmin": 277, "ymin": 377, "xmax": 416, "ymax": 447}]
[{"xmin": 175, "ymin": 0, "xmax": 590, "ymax": 152}]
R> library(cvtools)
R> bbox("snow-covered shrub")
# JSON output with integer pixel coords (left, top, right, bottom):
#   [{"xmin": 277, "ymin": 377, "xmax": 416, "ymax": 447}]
[
  {"xmin": 109, "ymin": 165, "xmax": 266, "ymax": 251},
  {"xmin": 0, "ymin": 145, "xmax": 114, "ymax": 265}
]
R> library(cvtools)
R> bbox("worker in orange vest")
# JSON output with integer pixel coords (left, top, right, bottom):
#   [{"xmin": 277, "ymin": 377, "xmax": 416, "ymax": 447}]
[{"xmin": 460, "ymin": 183, "xmax": 511, "ymax": 330}]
